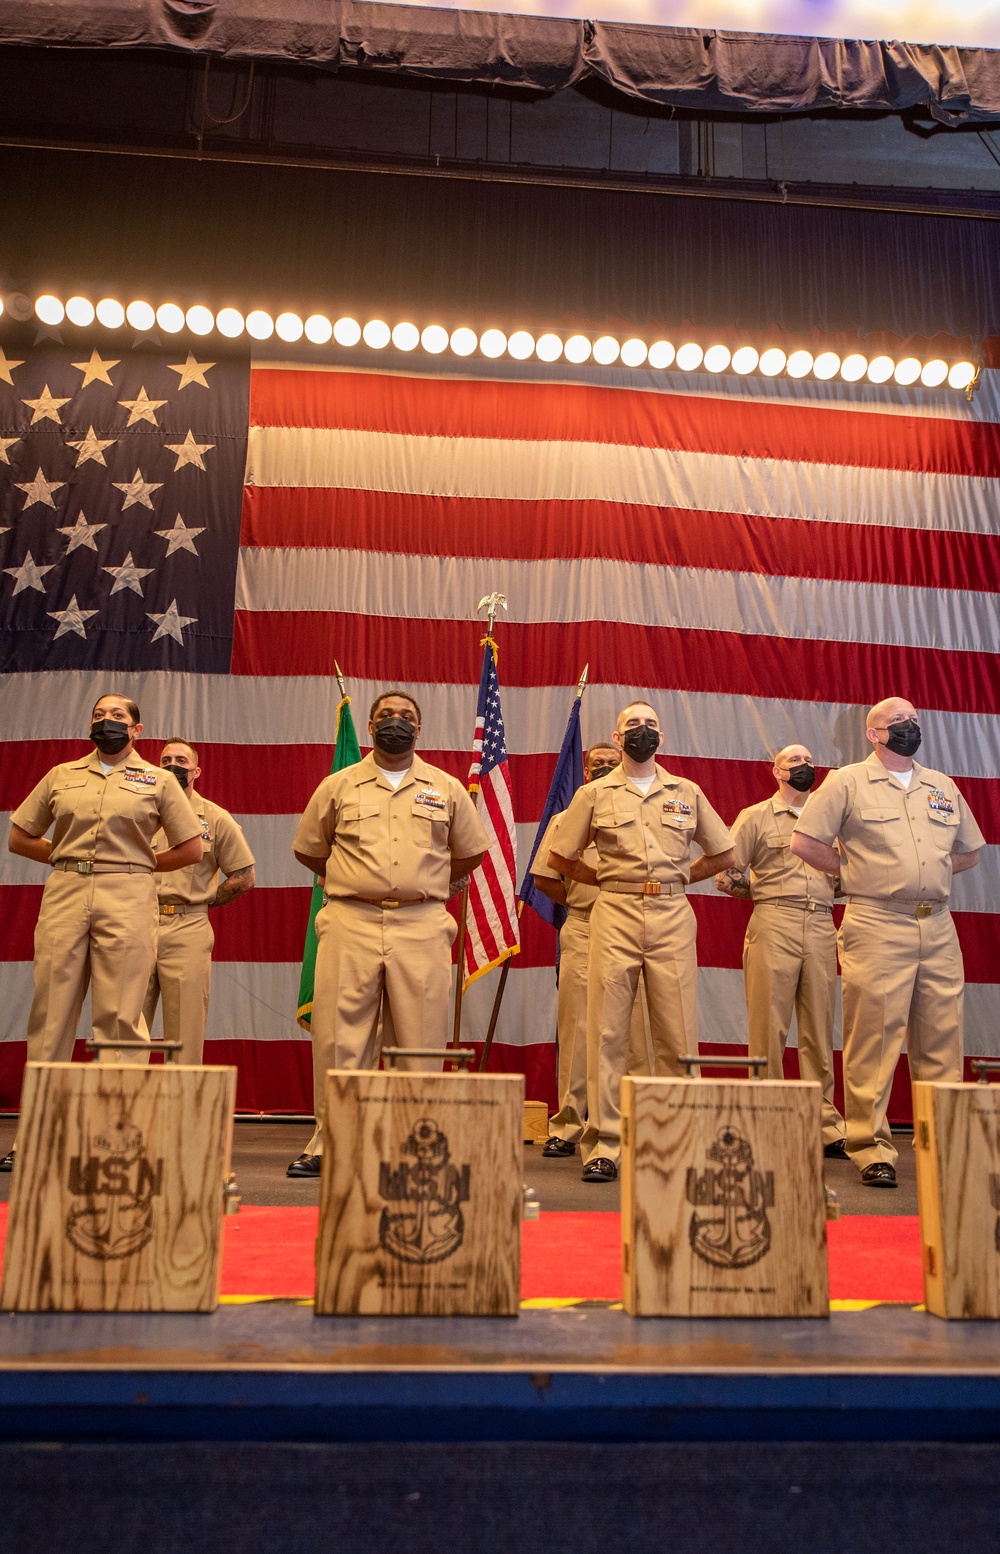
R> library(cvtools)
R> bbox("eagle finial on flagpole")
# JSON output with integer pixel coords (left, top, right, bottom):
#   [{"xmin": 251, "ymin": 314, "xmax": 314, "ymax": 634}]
[{"xmin": 477, "ymin": 591, "xmax": 507, "ymax": 640}]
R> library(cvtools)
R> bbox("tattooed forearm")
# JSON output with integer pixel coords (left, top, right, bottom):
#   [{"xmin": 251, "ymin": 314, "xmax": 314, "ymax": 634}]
[{"xmin": 210, "ymin": 864, "xmax": 256, "ymax": 908}]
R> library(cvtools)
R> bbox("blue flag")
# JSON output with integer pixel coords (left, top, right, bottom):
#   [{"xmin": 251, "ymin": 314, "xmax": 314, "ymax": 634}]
[{"xmin": 519, "ymin": 694, "xmax": 585, "ymax": 930}]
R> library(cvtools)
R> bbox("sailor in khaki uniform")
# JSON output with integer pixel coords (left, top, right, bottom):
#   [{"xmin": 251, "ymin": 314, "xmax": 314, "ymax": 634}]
[
  {"xmin": 2, "ymin": 692, "xmax": 202, "ymax": 1168},
  {"xmin": 717, "ymin": 743, "xmax": 846, "ymax": 1154},
  {"xmin": 791, "ymin": 698, "xmax": 985, "ymax": 1186},
  {"xmin": 143, "ymin": 740, "xmax": 256, "ymax": 1064},
  {"xmin": 549, "ymin": 702, "xmax": 734, "ymax": 1181},
  {"xmin": 530, "ymin": 744, "xmax": 655, "ymax": 1159},
  {"xmin": 288, "ymin": 690, "xmax": 488, "ymax": 1177}
]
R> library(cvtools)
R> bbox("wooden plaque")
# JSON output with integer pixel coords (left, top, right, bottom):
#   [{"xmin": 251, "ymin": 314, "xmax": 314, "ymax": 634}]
[
  {"xmin": 0, "ymin": 1062, "xmax": 236, "ymax": 1313},
  {"xmin": 523, "ymin": 1099, "xmax": 549, "ymax": 1143},
  {"xmin": 315, "ymin": 1069, "xmax": 523, "ymax": 1316},
  {"xmin": 621, "ymin": 1076, "xmax": 829, "ymax": 1318},
  {"xmin": 913, "ymin": 1080, "xmax": 1000, "ymax": 1319}
]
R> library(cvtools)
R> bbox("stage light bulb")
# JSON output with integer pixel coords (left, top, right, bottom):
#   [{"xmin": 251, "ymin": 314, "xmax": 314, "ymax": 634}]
[
  {"xmin": 246, "ymin": 310, "xmax": 275, "ymax": 341},
  {"xmin": 841, "ymin": 353, "xmax": 868, "ymax": 382},
  {"xmin": 126, "ymin": 300, "xmax": 155, "ymax": 332},
  {"xmin": 451, "ymin": 327, "xmax": 478, "ymax": 357},
  {"xmin": 564, "ymin": 335, "xmax": 592, "ymax": 364},
  {"xmin": 535, "ymin": 332, "xmax": 563, "ymax": 363},
  {"xmin": 217, "ymin": 308, "xmax": 245, "ymax": 339},
  {"xmin": 391, "ymin": 322, "xmax": 419, "ymax": 351},
  {"xmin": 34, "ymin": 295, "xmax": 65, "ymax": 326},
  {"xmin": 593, "ymin": 336, "xmax": 621, "ymax": 366},
  {"xmin": 479, "ymin": 329, "xmax": 507, "ymax": 358},
  {"xmin": 156, "ymin": 303, "xmax": 185, "ymax": 334},
  {"xmin": 813, "ymin": 351, "xmax": 841, "ymax": 380},
  {"xmin": 731, "ymin": 346, "xmax": 759, "ymax": 375},
  {"xmin": 65, "ymin": 296, "xmax": 95, "ymax": 328},
  {"xmin": 647, "ymin": 341, "xmax": 675, "ymax": 370},
  {"xmin": 363, "ymin": 320, "xmax": 391, "ymax": 349},
  {"xmin": 185, "ymin": 304, "xmax": 214, "ymax": 336},
  {"xmin": 421, "ymin": 324, "xmax": 448, "ymax": 354},
  {"xmin": 786, "ymin": 350, "xmax": 813, "ymax": 378},
  {"xmin": 703, "ymin": 344, "xmax": 731, "ymax": 374},
  {"xmin": 949, "ymin": 361, "xmax": 976, "ymax": 390},
  {"xmin": 759, "ymin": 348, "xmax": 787, "ymax": 377},
  {"xmin": 333, "ymin": 316, "xmax": 361, "ymax": 347},
  {"xmin": 507, "ymin": 331, "xmax": 535, "ymax": 361},
  {"xmin": 305, "ymin": 314, "xmax": 332, "ymax": 345},
  {"xmin": 867, "ymin": 355, "xmax": 895, "ymax": 384},
  {"xmin": 96, "ymin": 298, "xmax": 125, "ymax": 329},
  {"xmin": 276, "ymin": 311, "xmax": 304, "ymax": 343},
  {"xmin": 920, "ymin": 359, "xmax": 948, "ymax": 387},
  {"xmin": 620, "ymin": 338, "xmax": 649, "ymax": 368},
  {"xmin": 893, "ymin": 357, "xmax": 921, "ymax": 385}
]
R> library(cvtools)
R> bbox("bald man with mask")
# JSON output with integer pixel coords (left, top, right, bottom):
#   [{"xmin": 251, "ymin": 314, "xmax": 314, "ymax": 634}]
[{"xmin": 791, "ymin": 698, "xmax": 985, "ymax": 1187}]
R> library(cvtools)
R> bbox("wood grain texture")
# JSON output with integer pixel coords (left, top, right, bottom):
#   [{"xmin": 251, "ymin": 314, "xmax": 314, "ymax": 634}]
[
  {"xmin": 523, "ymin": 1100, "xmax": 549, "ymax": 1143},
  {"xmin": 621, "ymin": 1077, "xmax": 829, "ymax": 1318},
  {"xmin": 914, "ymin": 1081, "xmax": 1000, "ymax": 1320},
  {"xmin": 0, "ymin": 1062, "xmax": 236, "ymax": 1313},
  {"xmin": 315, "ymin": 1070, "xmax": 523, "ymax": 1316}
]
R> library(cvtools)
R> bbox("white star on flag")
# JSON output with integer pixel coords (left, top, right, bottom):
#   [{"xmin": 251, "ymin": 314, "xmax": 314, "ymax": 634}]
[
  {"xmin": 4, "ymin": 551, "xmax": 55, "ymax": 595},
  {"xmin": 155, "ymin": 515, "xmax": 205, "ymax": 556},
  {"xmin": 168, "ymin": 354, "xmax": 214, "ymax": 390},
  {"xmin": 118, "ymin": 387, "xmax": 168, "ymax": 427},
  {"xmin": 14, "ymin": 469, "xmax": 65, "ymax": 509},
  {"xmin": 0, "ymin": 349, "xmax": 25, "ymax": 386},
  {"xmin": 22, "ymin": 385, "xmax": 72, "ymax": 426},
  {"xmin": 164, "ymin": 429, "xmax": 214, "ymax": 472},
  {"xmin": 112, "ymin": 469, "xmax": 163, "ymax": 511},
  {"xmin": 58, "ymin": 514, "xmax": 107, "ymax": 553},
  {"xmin": 66, "ymin": 426, "xmax": 117, "ymax": 467},
  {"xmin": 48, "ymin": 594, "xmax": 100, "ymax": 640},
  {"xmin": 71, "ymin": 351, "xmax": 119, "ymax": 388},
  {"xmin": 0, "ymin": 435, "xmax": 20, "ymax": 466},
  {"xmin": 148, "ymin": 598, "xmax": 198, "ymax": 643},
  {"xmin": 103, "ymin": 552, "xmax": 154, "ymax": 596}
]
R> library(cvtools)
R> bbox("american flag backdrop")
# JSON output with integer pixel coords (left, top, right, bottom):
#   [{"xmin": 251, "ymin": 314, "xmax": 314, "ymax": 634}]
[{"xmin": 1, "ymin": 334, "xmax": 998, "ymax": 1114}]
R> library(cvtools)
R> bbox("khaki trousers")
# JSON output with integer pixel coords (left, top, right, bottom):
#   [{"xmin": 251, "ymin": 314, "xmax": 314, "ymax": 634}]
[
  {"xmin": 548, "ymin": 909, "xmax": 654, "ymax": 1144},
  {"xmin": 26, "ymin": 871, "xmax": 158, "ymax": 1063},
  {"xmin": 743, "ymin": 903, "xmax": 844, "ymax": 1147},
  {"xmin": 309, "ymin": 898, "xmax": 457, "ymax": 1154},
  {"xmin": 142, "ymin": 912, "xmax": 214, "ymax": 1064},
  {"xmin": 581, "ymin": 894, "xmax": 698, "ymax": 1164},
  {"xmin": 839, "ymin": 902, "xmax": 964, "ymax": 1170}
]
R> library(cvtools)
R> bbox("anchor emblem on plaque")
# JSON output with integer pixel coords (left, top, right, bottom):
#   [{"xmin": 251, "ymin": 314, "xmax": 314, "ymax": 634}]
[
  {"xmin": 686, "ymin": 1126, "xmax": 775, "ymax": 1270},
  {"xmin": 378, "ymin": 1118, "xmax": 471, "ymax": 1265},
  {"xmin": 65, "ymin": 1100, "xmax": 164, "ymax": 1261}
]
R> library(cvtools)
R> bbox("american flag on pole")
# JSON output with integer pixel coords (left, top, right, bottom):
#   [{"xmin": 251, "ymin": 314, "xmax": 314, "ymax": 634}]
[{"xmin": 464, "ymin": 637, "xmax": 520, "ymax": 988}]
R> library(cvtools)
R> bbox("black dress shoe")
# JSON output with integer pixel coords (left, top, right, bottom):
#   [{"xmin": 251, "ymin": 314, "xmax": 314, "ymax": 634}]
[
  {"xmin": 582, "ymin": 1157, "xmax": 618, "ymax": 1183},
  {"xmin": 0, "ymin": 1150, "xmax": 13, "ymax": 1173},
  {"xmin": 860, "ymin": 1162, "xmax": 897, "ymax": 1188},
  {"xmin": 542, "ymin": 1137, "xmax": 577, "ymax": 1158},
  {"xmin": 824, "ymin": 1140, "xmax": 849, "ymax": 1160},
  {"xmin": 286, "ymin": 1153, "xmax": 322, "ymax": 1178}
]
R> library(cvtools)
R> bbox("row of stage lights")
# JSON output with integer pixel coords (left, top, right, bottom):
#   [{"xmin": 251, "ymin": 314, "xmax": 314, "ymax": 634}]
[{"xmin": 14, "ymin": 292, "xmax": 978, "ymax": 391}]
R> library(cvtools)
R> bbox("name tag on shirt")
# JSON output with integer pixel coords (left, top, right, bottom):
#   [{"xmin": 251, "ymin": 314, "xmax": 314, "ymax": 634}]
[
  {"xmin": 928, "ymin": 789, "xmax": 955, "ymax": 816},
  {"xmin": 414, "ymin": 789, "xmax": 448, "ymax": 815},
  {"xmin": 663, "ymin": 799, "xmax": 692, "ymax": 818},
  {"xmin": 122, "ymin": 770, "xmax": 157, "ymax": 788}
]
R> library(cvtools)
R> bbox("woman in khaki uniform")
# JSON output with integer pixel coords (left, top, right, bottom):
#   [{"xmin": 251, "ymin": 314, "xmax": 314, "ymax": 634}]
[{"xmin": 2, "ymin": 692, "xmax": 203, "ymax": 1168}]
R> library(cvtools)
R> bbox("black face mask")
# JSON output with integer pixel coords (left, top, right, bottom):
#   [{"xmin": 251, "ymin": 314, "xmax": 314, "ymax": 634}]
[
  {"xmin": 163, "ymin": 763, "xmax": 190, "ymax": 791},
  {"xmin": 588, "ymin": 764, "xmax": 619, "ymax": 783},
  {"xmin": 374, "ymin": 717, "xmax": 417, "ymax": 756},
  {"xmin": 622, "ymin": 726, "xmax": 659, "ymax": 763},
  {"xmin": 90, "ymin": 719, "xmax": 131, "ymax": 756},
  {"xmin": 884, "ymin": 719, "xmax": 922, "ymax": 758},
  {"xmin": 786, "ymin": 763, "xmax": 816, "ymax": 793}
]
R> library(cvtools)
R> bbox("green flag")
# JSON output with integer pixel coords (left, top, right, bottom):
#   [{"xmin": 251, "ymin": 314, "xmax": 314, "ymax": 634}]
[{"xmin": 296, "ymin": 695, "xmax": 362, "ymax": 1030}]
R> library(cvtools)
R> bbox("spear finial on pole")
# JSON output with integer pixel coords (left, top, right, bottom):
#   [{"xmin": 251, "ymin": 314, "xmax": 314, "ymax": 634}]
[
  {"xmin": 334, "ymin": 660, "xmax": 348, "ymax": 700},
  {"xmin": 576, "ymin": 662, "xmax": 589, "ymax": 700}
]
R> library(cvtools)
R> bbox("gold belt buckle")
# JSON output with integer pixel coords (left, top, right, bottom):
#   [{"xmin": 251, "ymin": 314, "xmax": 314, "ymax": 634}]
[
  {"xmin": 642, "ymin": 880, "xmax": 661, "ymax": 896},
  {"xmin": 381, "ymin": 899, "xmax": 400, "ymax": 910},
  {"xmin": 76, "ymin": 860, "xmax": 93, "ymax": 875},
  {"xmin": 916, "ymin": 902, "xmax": 933, "ymax": 919},
  {"xmin": 160, "ymin": 905, "xmax": 177, "ymax": 916}
]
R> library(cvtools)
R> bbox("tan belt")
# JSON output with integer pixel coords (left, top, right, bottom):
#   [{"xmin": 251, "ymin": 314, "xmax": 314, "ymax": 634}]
[
  {"xmin": 600, "ymin": 880, "xmax": 685, "ymax": 897},
  {"xmin": 336, "ymin": 896, "xmax": 427, "ymax": 910},
  {"xmin": 54, "ymin": 861, "xmax": 153, "ymax": 875},
  {"xmin": 757, "ymin": 898, "xmax": 833, "ymax": 914},
  {"xmin": 566, "ymin": 905, "xmax": 593, "ymax": 922},
  {"xmin": 159, "ymin": 904, "xmax": 209, "ymax": 917},
  {"xmin": 846, "ymin": 896, "xmax": 947, "ymax": 920}
]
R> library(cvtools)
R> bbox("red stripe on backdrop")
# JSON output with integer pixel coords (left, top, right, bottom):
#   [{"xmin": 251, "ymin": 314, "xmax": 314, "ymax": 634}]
[
  {"xmin": 240, "ymin": 487, "xmax": 1000, "ymax": 594},
  {"xmin": 250, "ymin": 369, "xmax": 1000, "ymax": 479},
  {"xmin": 232, "ymin": 613, "xmax": 1000, "ymax": 715}
]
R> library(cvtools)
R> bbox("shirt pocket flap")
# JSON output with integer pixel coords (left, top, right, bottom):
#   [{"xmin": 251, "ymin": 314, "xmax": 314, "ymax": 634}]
[
  {"xmin": 765, "ymin": 832, "xmax": 791, "ymax": 849},
  {"xmin": 55, "ymin": 776, "xmax": 89, "ymax": 792},
  {"xmin": 339, "ymin": 801, "xmax": 380, "ymax": 826},
  {"xmin": 662, "ymin": 813, "xmax": 694, "ymax": 829},
  {"xmin": 928, "ymin": 809, "xmax": 960, "ymax": 827},
  {"xmin": 860, "ymin": 808, "xmax": 900, "ymax": 822},
  {"xmin": 411, "ymin": 800, "xmax": 447, "ymax": 821}
]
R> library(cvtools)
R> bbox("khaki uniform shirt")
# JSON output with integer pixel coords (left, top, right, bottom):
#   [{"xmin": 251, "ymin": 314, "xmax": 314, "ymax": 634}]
[
  {"xmin": 794, "ymin": 752, "xmax": 986, "ymax": 903},
  {"xmin": 292, "ymin": 751, "xmax": 489, "ymax": 902},
  {"xmin": 152, "ymin": 789, "xmax": 255, "ymax": 908},
  {"xmin": 12, "ymin": 751, "xmax": 201, "ymax": 869},
  {"xmin": 553, "ymin": 765, "xmax": 733, "ymax": 888},
  {"xmin": 530, "ymin": 812, "xmax": 600, "ymax": 912},
  {"xmin": 732, "ymin": 794, "xmax": 836, "ymax": 907}
]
